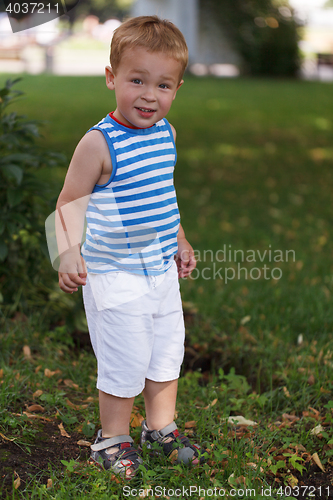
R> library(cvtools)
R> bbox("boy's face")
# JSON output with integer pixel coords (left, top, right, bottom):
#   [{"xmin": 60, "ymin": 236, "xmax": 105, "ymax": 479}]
[{"xmin": 106, "ymin": 47, "xmax": 183, "ymax": 129}]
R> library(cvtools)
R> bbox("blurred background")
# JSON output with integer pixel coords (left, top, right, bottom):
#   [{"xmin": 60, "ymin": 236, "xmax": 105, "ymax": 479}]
[{"xmin": 0, "ymin": 0, "xmax": 332, "ymax": 80}]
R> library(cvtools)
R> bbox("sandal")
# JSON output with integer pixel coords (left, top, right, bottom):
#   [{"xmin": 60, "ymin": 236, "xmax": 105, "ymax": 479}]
[
  {"xmin": 140, "ymin": 420, "xmax": 209, "ymax": 465},
  {"xmin": 90, "ymin": 430, "xmax": 143, "ymax": 479}
]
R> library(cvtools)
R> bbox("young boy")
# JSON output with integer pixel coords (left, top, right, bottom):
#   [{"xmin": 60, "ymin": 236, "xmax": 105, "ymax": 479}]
[{"xmin": 56, "ymin": 15, "xmax": 207, "ymax": 479}]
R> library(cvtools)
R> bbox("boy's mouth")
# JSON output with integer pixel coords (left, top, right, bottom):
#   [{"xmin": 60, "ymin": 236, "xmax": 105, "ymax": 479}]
[{"xmin": 136, "ymin": 107, "xmax": 156, "ymax": 113}]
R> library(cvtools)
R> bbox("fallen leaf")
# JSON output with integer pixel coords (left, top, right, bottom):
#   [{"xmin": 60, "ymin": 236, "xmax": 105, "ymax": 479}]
[
  {"xmin": 0, "ymin": 368, "xmax": 3, "ymax": 379},
  {"xmin": 17, "ymin": 412, "xmax": 51, "ymax": 422},
  {"xmin": 13, "ymin": 472, "xmax": 21, "ymax": 489},
  {"xmin": 312, "ymin": 452, "xmax": 325, "ymax": 472},
  {"xmin": 307, "ymin": 407, "xmax": 320, "ymax": 420},
  {"xmin": 225, "ymin": 416, "xmax": 257, "ymax": 426},
  {"xmin": 77, "ymin": 440, "xmax": 91, "ymax": 447},
  {"xmin": 66, "ymin": 399, "xmax": 88, "ymax": 410},
  {"xmin": 47, "ymin": 479, "xmax": 53, "ymax": 488},
  {"xmin": 307, "ymin": 374, "xmax": 315, "ymax": 385},
  {"xmin": 35, "ymin": 365, "xmax": 42, "ymax": 374},
  {"xmin": 169, "ymin": 449, "xmax": 178, "ymax": 463},
  {"xmin": 58, "ymin": 423, "xmax": 71, "ymax": 438},
  {"xmin": 185, "ymin": 420, "xmax": 197, "ymax": 429},
  {"xmin": 0, "ymin": 432, "xmax": 16, "ymax": 442},
  {"xmin": 33, "ymin": 389, "xmax": 43, "ymax": 399},
  {"xmin": 204, "ymin": 398, "xmax": 217, "ymax": 409},
  {"xmin": 240, "ymin": 315, "xmax": 251, "ymax": 325},
  {"xmin": 287, "ymin": 474, "xmax": 298, "ymax": 488},
  {"xmin": 283, "ymin": 387, "xmax": 290, "ymax": 398},
  {"xmin": 282, "ymin": 413, "xmax": 299, "ymax": 423},
  {"xmin": 23, "ymin": 345, "xmax": 32, "ymax": 360},
  {"xmin": 26, "ymin": 404, "xmax": 45, "ymax": 413},
  {"xmin": 84, "ymin": 397, "xmax": 95, "ymax": 402},
  {"xmin": 246, "ymin": 462, "xmax": 264, "ymax": 473},
  {"xmin": 44, "ymin": 368, "xmax": 61, "ymax": 378},
  {"xmin": 130, "ymin": 411, "xmax": 144, "ymax": 428},
  {"xmin": 311, "ymin": 424, "xmax": 324, "ymax": 436},
  {"xmin": 228, "ymin": 473, "xmax": 246, "ymax": 486},
  {"xmin": 64, "ymin": 379, "xmax": 79, "ymax": 390}
]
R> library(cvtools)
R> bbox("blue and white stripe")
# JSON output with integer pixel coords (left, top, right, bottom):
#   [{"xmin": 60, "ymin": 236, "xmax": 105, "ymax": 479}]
[{"xmin": 81, "ymin": 114, "xmax": 180, "ymax": 275}]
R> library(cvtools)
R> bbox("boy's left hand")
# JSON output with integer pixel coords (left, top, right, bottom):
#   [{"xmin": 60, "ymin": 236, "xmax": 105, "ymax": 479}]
[{"xmin": 176, "ymin": 237, "xmax": 196, "ymax": 278}]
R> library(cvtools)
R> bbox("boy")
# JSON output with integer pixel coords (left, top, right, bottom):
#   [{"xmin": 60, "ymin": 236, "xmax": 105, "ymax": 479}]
[{"xmin": 56, "ymin": 16, "xmax": 207, "ymax": 479}]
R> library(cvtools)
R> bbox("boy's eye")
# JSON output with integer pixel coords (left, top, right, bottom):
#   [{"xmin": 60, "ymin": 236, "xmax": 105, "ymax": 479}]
[
  {"xmin": 132, "ymin": 79, "xmax": 142, "ymax": 84},
  {"xmin": 159, "ymin": 83, "xmax": 170, "ymax": 89}
]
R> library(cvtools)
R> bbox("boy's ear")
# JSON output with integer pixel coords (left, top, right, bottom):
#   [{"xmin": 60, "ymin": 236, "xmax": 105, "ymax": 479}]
[
  {"xmin": 173, "ymin": 79, "xmax": 184, "ymax": 100},
  {"xmin": 105, "ymin": 66, "xmax": 116, "ymax": 90}
]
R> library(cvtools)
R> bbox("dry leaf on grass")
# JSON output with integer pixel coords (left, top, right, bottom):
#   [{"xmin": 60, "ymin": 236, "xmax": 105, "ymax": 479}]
[
  {"xmin": 26, "ymin": 404, "xmax": 45, "ymax": 413},
  {"xmin": 310, "ymin": 424, "xmax": 324, "ymax": 436},
  {"xmin": 225, "ymin": 416, "xmax": 257, "ymax": 426},
  {"xmin": 240, "ymin": 315, "xmax": 251, "ymax": 325},
  {"xmin": 283, "ymin": 387, "xmax": 291, "ymax": 398},
  {"xmin": 44, "ymin": 368, "xmax": 61, "ymax": 378},
  {"xmin": 13, "ymin": 472, "xmax": 21, "ymax": 489},
  {"xmin": 77, "ymin": 440, "xmax": 91, "ymax": 447},
  {"xmin": 23, "ymin": 345, "xmax": 32, "ymax": 360},
  {"xmin": 204, "ymin": 398, "xmax": 217, "ymax": 409},
  {"xmin": 64, "ymin": 379, "xmax": 79, "ymax": 390},
  {"xmin": 130, "ymin": 411, "xmax": 144, "ymax": 428},
  {"xmin": 312, "ymin": 452, "xmax": 325, "ymax": 472},
  {"xmin": 33, "ymin": 389, "xmax": 43, "ymax": 398},
  {"xmin": 0, "ymin": 368, "xmax": 3, "ymax": 379},
  {"xmin": 0, "ymin": 432, "xmax": 16, "ymax": 442},
  {"xmin": 66, "ymin": 399, "xmax": 88, "ymax": 410},
  {"xmin": 228, "ymin": 473, "xmax": 246, "ymax": 487},
  {"xmin": 58, "ymin": 423, "xmax": 71, "ymax": 438},
  {"xmin": 47, "ymin": 479, "xmax": 53, "ymax": 488},
  {"xmin": 185, "ymin": 420, "xmax": 197, "ymax": 429},
  {"xmin": 287, "ymin": 474, "xmax": 298, "ymax": 488},
  {"xmin": 169, "ymin": 449, "xmax": 178, "ymax": 463}
]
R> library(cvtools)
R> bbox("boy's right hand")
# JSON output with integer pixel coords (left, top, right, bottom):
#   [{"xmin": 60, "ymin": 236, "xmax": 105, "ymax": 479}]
[{"xmin": 58, "ymin": 253, "xmax": 87, "ymax": 294}]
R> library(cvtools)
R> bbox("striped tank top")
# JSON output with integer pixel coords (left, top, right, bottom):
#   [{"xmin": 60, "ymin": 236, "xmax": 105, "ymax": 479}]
[{"xmin": 81, "ymin": 113, "xmax": 180, "ymax": 275}]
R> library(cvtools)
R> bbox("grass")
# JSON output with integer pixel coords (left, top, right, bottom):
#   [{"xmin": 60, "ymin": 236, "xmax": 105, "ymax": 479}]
[{"xmin": 1, "ymin": 73, "xmax": 333, "ymax": 498}]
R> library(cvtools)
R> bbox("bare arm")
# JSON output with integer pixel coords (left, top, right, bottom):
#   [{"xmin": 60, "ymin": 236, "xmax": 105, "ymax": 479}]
[
  {"xmin": 56, "ymin": 130, "xmax": 111, "ymax": 293},
  {"xmin": 170, "ymin": 123, "xmax": 197, "ymax": 277}
]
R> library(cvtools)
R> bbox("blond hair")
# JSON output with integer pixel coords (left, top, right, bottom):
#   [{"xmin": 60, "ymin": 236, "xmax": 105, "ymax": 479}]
[{"xmin": 110, "ymin": 16, "xmax": 188, "ymax": 81}]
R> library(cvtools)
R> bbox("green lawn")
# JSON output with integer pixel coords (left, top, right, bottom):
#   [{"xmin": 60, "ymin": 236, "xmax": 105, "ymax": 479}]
[{"xmin": 1, "ymin": 74, "xmax": 333, "ymax": 498}]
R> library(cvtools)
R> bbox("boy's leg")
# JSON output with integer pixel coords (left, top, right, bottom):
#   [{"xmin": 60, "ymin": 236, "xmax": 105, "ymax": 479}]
[
  {"xmin": 142, "ymin": 378, "xmax": 178, "ymax": 430},
  {"xmin": 99, "ymin": 390, "xmax": 134, "ymax": 437}
]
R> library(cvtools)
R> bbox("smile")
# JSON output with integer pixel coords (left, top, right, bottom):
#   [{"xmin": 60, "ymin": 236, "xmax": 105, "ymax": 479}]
[{"xmin": 136, "ymin": 107, "xmax": 156, "ymax": 113}]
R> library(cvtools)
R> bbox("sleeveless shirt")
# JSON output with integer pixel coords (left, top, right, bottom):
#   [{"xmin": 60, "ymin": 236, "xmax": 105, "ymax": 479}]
[{"xmin": 81, "ymin": 113, "xmax": 180, "ymax": 275}]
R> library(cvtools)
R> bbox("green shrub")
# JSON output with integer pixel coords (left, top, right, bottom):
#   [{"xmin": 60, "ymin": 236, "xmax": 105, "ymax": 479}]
[
  {"xmin": 204, "ymin": 0, "xmax": 302, "ymax": 77},
  {"xmin": 0, "ymin": 79, "xmax": 65, "ymax": 315}
]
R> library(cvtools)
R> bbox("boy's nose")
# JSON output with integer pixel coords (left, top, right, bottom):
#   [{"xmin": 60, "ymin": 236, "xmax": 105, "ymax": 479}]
[{"xmin": 142, "ymin": 87, "xmax": 156, "ymax": 102}]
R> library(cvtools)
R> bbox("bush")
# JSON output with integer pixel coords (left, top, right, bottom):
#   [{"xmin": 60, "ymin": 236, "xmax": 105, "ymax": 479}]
[
  {"xmin": 0, "ymin": 79, "xmax": 65, "ymax": 315},
  {"xmin": 204, "ymin": 0, "xmax": 302, "ymax": 77}
]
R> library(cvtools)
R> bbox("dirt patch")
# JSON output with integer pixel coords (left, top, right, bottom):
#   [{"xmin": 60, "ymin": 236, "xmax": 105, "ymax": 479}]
[{"xmin": 0, "ymin": 421, "xmax": 89, "ymax": 498}]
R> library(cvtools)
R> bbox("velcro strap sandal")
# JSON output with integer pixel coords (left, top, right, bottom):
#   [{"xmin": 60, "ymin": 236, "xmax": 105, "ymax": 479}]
[
  {"xmin": 140, "ymin": 420, "xmax": 209, "ymax": 465},
  {"xmin": 90, "ymin": 430, "xmax": 143, "ymax": 479}
]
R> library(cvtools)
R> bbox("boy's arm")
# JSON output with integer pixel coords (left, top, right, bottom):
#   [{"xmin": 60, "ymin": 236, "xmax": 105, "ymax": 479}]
[
  {"xmin": 169, "ymin": 123, "xmax": 196, "ymax": 278},
  {"xmin": 56, "ymin": 130, "xmax": 111, "ymax": 293},
  {"xmin": 176, "ymin": 224, "xmax": 196, "ymax": 278}
]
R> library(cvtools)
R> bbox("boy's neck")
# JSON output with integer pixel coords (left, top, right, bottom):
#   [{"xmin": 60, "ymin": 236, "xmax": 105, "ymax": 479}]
[{"xmin": 109, "ymin": 111, "xmax": 154, "ymax": 130}]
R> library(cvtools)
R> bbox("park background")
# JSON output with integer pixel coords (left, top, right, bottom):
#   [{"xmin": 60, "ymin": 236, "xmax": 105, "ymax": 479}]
[{"xmin": 1, "ymin": 0, "xmax": 333, "ymax": 498}]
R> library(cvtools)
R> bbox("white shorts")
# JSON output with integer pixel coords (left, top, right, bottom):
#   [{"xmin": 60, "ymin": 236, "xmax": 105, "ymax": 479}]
[{"xmin": 82, "ymin": 261, "xmax": 185, "ymax": 398}]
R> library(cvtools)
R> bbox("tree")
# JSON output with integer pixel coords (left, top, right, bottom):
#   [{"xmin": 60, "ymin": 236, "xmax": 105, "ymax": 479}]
[{"xmin": 203, "ymin": 0, "xmax": 302, "ymax": 77}]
